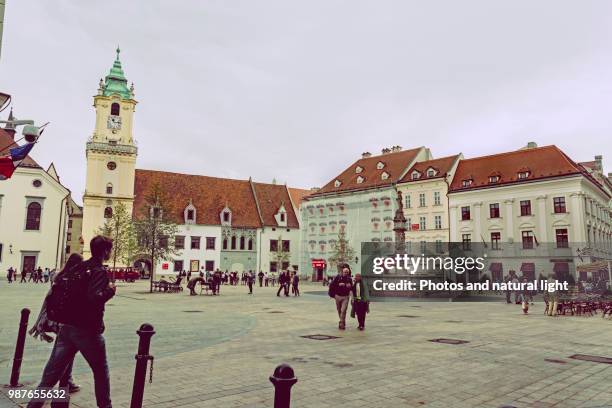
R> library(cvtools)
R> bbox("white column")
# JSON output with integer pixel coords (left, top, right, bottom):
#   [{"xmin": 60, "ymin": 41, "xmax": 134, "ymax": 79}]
[
  {"xmin": 504, "ymin": 199, "xmax": 515, "ymax": 243},
  {"xmin": 570, "ymin": 193, "xmax": 585, "ymax": 243},
  {"xmin": 536, "ymin": 195, "xmax": 548, "ymax": 243},
  {"xmin": 449, "ymin": 206, "xmax": 458, "ymax": 241},
  {"xmin": 474, "ymin": 202, "xmax": 482, "ymax": 243}
]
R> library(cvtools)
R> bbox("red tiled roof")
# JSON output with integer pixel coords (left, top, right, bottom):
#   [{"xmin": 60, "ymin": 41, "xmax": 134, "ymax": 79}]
[
  {"xmin": 288, "ymin": 187, "xmax": 311, "ymax": 207},
  {"xmin": 133, "ymin": 169, "xmax": 302, "ymax": 228},
  {"xmin": 399, "ymin": 154, "xmax": 461, "ymax": 183},
  {"xmin": 312, "ymin": 147, "xmax": 424, "ymax": 196},
  {"xmin": 0, "ymin": 128, "xmax": 40, "ymax": 168},
  {"xmin": 252, "ymin": 183, "xmax": 300, "ymax": 228},
  {"xmin": 449, "ymin": 145, "xmax": 606, "ymax": 195}
]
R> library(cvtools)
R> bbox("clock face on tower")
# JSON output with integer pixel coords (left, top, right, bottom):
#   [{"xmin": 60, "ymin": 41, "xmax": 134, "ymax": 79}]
[{"xmin": 107, "ymin": 115, "xmax": 122, "ymax": 130}]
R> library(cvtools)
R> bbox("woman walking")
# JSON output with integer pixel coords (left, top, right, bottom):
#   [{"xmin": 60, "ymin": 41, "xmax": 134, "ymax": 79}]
[{"xmin": 351, "ymin": 273, "xmax": 369, "ymax": 330}]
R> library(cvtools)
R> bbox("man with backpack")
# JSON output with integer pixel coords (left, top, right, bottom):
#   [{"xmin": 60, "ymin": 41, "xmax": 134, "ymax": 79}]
[
  {"xmin": 328, "ymin": 264, "xmax": 353, "ymax": 330},
  {"xmin": 27, "ymin": 236, "xmax": 116, "ymax": 408}
]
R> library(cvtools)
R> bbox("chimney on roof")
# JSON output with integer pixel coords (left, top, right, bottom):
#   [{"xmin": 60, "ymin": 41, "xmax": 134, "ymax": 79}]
[
  {"xmin": 391, "ymin": 145, "xmax": 402, "ymax": 153},
  {"xmin": 362, "ymin": 152, "xmax": 372, "ymax": 158},
  {"xmin": 594, "ymin": 155, "xmax": 603, "ymax": 172},
  {"xmin": 381, "ymin": 147, "xmax": 391, "ymax": 155},
  {"xmin": 310, "ymin": 187, "xmax": 320, "ymax": 192},
  {"xmin": 522, "ymin": 142, "xmax": 538, "ymax": 150}
]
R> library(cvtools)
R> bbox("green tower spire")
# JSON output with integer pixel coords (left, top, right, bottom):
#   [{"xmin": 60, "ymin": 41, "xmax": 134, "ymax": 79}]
[{"xmin": 103, "ymin": 46, "xmax": 133, "ymax": 99}]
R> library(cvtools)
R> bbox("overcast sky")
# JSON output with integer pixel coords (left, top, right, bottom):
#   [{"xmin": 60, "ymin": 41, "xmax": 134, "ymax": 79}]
[{"xmin": 1, "ymin": 1, "xmax": 611, "ymax": 204}]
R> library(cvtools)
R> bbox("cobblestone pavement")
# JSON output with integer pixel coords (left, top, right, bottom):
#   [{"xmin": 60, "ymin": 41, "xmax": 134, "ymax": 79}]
[{"xmin": 0, "ymin": 279, "xmax": 611, "ymax": 408}]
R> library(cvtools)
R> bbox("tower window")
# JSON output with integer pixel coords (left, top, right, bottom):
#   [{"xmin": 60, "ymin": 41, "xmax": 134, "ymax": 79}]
[
  {"xmin": 107, "ymin": 162, "xmax": 117, "ymax": 171},
  {"xmin": 104, "ymin": 207, "xmax": 113, "ymax": 218},
  {"xmin": 106, "ymin": 183, "xmax": 113, "ymax": 195},
  {"xmin": 111, "ymin": 103, "xmax": 120, "ymax": 116}
]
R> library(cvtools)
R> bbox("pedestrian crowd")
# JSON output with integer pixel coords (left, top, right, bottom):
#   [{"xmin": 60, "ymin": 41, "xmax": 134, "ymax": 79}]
[{"xmin": 5, "ymin": 266, "xmax": 56, "ymax": 285}]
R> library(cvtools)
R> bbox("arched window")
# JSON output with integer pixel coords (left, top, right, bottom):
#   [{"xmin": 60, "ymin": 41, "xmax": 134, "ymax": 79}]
[
  {"xmin": 223, "ymin": 239, "xmax": 228, "ymax": 250},
  {"xmin": 25, "ymin": 202, "xmax": 41, "ymax": 230},
  {"xmin": 111, "ymin": 103, "xmax": 120, "ymax": 116},
  {"xmin": 240, "ymin": 236, "xmax": 245, "ymax": 250},
  {"xmin": 248, "ymin": 239, "xmax": 253, "ymax": 251},
  {"xmin": 104, "ymin": 207, "xmax": 113, "ymax": 218},
  {"xmin": 231, "ymin": 236, "xmax": 236, "ymax": 250},
  {"xmin": 106, "ymin": 183, "xmax": 113, "ymax": 195}
]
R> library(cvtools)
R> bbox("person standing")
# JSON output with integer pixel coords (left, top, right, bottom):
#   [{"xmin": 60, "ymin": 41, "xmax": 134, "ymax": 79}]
[
  {"xmin": 291, "ymin": 273, "xmax": 300, "ymax": 296},
  {"xmin": 258, "ymin": 270, "xmax": 264, "ymax": 287},
  {"xmin": 7, "ymin": 266, "xmax": 14, "ymax": 283},
  {"xmin": 213, "ymin": 270, "xmax": 221, "ymax": 295},
  {"xmin": 27, "ymin": 235, "xmax": 116, "ymax": 408},
  {"xmin": 20, "ymin": 268, "xmax": 27, "ymax": 283},
  {"xmin": 351, "ymin": 273, "xmax": 369, "ymax": 330},
  {"xmin": 264, "ymin": 272, "xmax": 269, "ymax": 287},
  {"xmin": 331, "ymin": 265, "xmax": 353, "ymax": 330},
  {"xmin": 276, "ymin": 272, "xmax": 285, "ymax": 296},
  {"xmin": 247, "ymin": 270, "xmax": 255, "ymax": 294},
  {"xmin": 43, "ymin": 268, "xmax": 50, "ymax": 283}
]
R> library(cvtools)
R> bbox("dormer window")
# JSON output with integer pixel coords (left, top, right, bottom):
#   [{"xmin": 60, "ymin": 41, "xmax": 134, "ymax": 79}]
[
  {"xmin": 489, "ymin": 175, "xmax": 500, "ymax": 184},
  {"xmin": 274, "ymin": 204, "xmax": 288, "ymax": 227},
  {"xmin": 381, "ymin": 172, "xmax": 389, "ymax": 180},
  {"xmin": 518, "ymin": 171, "xmax": 530, "ymax": 180},
  {"xmin": 334, "ymin": 179, "xmax": 342, "ymax": 187},
  {"xmin": 355, "ymin": 166, "xmax": 363, "ymax": 174},
  {"xmin": 462, "ymin": 179, "xmax": 473, "ymax": 187},
  {"xmin": 184, "ymin": 201, "xmax": 197, "ymax": 224},
  {"xmin": 411, "ymin": 171, "xmax": 421, "ymax": 180},
  {"xmin": 426, "ymin": 168, "xmax": 436, "ymax": 177},
  {"xmin": 376, "ymin": 161, "xmax": 385, "ymax": 170},
  {"xmin": 220, "ymin": 205, "xmax": 232, "ymax": 226},
  {"xmin": 356, "ymin": 175, "xmax": 365, "ymax": 184}
]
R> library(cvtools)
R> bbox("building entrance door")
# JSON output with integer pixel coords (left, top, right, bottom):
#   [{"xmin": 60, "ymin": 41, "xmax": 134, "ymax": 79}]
[{"xmin": 22, "ymin": 255, "xmax": 37, "ymax": 273}]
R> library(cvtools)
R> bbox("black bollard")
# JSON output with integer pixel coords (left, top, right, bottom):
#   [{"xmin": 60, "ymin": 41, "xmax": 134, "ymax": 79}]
[
  {"xmin": 130, "ymin": 323, "xmax": 155, "ymax": 408},
  {"xmin": 9, "ymin": 308, "xmax": 30, "ymax": 387},
  {"xmin": 269, "ymin": 364, "xmax": 297, "ymax": 408}
]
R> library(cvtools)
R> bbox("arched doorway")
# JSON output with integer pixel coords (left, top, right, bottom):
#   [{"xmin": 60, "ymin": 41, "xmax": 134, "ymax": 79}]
[{"xmin": 133, "ymin": 256, "xmax": 152, "ymax": 278}]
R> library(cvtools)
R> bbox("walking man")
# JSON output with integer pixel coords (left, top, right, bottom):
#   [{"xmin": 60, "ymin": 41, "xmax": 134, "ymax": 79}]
[
  {"xmin": 248, "ymin": 270, "xmax": 255, "ymax": 294},
  {"xmin": 292, "ymin": 272, "xmax": 300, "ymax": 296},
  {"xmin": 7, "ymin": 266, "xmax": 14, "ymax": 283},
  {"xmin": 331, "ymin": 264, "xmax": 352, "ymax": 330},
  {"xmin": 258, "ymin": 270, "xmax": 264, "ymax": 287},
  {"xmin": 27, "ymin": 235, "xmax": 116, "ymax": 408}
]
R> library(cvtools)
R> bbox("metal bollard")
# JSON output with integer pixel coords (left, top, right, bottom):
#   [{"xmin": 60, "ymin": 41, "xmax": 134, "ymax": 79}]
[
  {"xmin": 269, "ymin": 364, "xmax": 297, "ymax": 408},
  {"xmin": 130, "ymin": 323, "xmax": 155, "ymax": 408},
  {"xmin": 9, "ymin": 308, "xmax": 30, "ymax": 387}
]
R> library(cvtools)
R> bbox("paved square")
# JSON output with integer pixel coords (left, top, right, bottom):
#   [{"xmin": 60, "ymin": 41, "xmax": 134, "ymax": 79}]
[{"xmin": 1, "ymin": 280, "xmax": 611, "ymax": 408}]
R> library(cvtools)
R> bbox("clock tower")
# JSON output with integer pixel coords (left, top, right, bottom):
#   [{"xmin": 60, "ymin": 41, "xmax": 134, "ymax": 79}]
[{"xmin": 81, "ymin": 47, "xmax": 138, "ymax": 258}]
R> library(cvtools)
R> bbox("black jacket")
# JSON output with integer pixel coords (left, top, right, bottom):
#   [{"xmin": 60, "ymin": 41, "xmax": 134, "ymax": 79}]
[{"xmin": 333, "ymin": 275, "xmax": 353, "ymax": 296}]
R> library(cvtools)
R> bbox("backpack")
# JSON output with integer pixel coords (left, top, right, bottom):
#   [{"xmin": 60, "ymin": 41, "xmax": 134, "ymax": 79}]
[
  {"xmin": 328, "ymin": 276, "xmax": 338, "ymax": 298},
  {"xmin": 47, "ymin": 261, "xmax": 90, "ymax": 324}
]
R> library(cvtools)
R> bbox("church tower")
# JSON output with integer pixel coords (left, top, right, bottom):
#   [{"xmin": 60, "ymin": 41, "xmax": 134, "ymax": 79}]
[{"xmin": 81, "ymin": 47, "xmax": 137, "ymax": 258}]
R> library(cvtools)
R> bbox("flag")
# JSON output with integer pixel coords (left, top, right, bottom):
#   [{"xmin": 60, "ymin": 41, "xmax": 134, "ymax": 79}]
[{"xmin": 0, "ymin": 141, "xmax": 36, "ymax": 180}]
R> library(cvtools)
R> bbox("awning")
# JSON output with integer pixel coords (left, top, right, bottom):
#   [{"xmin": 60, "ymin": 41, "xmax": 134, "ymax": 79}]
[
  {"xmin": 576, "ymin": 261, "xmax": 608, "ymax": 273},
  {"xmin": 520, "ymin": 263, "xmax": 535, "ymax": 273},
  {"xmin": 311, "ymin": 259, "xmax": 326, "ymax": 268},
  {"xmin": 489, "ymin": 262, "xmax": 503, "ymax": 273}
]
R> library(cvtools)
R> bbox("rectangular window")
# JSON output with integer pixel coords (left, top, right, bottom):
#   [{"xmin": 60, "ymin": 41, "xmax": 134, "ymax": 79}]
[
  {"xmin": 434, "ymin": 215, "xmax": 442, "ymax": 229},
  {"xmin": 435, "ymin": 240, "xmax": 443, "ymax": 253},
  {"xmin": 419, "ymin": 216, "xmax": 426, "ymax": 230},
  {"xmin": 282, "ymin": 261, "xmax": 290, "ymax": 270},
  {"xmin": 190, "ymin": 260, "xmax": 200, "ymax": 272},
  {"xmin": 405, "ymin": 194, "xmax": 411, "ymax": 208},
  {"xmin": 555, "ymin": 228, "xmax": 569, "ymax": 248},
  {"xmin": 522, "ymin": 231, "xmax": 534, "ymax": 249},
  {"xmin": 191, "ymin": 236, "xmax": 200, "ymax": 250},
  {"xmin": 461, "ymin": 206, "xmax": 470, "ymax": 221},
  {"xmin": 65, "ymin": 245, "xmax": 70, "ymax": 254},
  {"xmin": 520, "ymin": 200, "xmax": 531, "ymax": 216},
  {"xmin": 270, "ymin": 261, "xmax": 278, "ymax": 272},
  {"xmin": 205, "ymin": 260, "xmax": 214, "ymax": 271},
  {"xmin": 433, "ymin": 191, "xmax": 441, "ymax": 206},
  {"xmin": 206, "ymin": 237, "xmax": 216, "ymax": 250},
  {"xmin": 187, "ymin": 209, "xmax": 195, "ymax": 220},
  {"xmin": 159, "ymin": 235, "xmax": 168, "ymax": 249},
  {"xmin": 282, "ymin": 240, "xmax": 290, "ymax": 252},
  {"xmin": 173, "ymin": 260, "xmax": 184, "ymax": 272},
  {"xmin": 491, "ymin": 232, "xmax": 501, "ymax": 250},
  {"xmin": 553, "ymin": 197, "xmax": 566, "ymax": 214},
  {"xmin": 489, "ymin": 203, "xmax": 500, "ymax": 218},
  {"xmin": 270, "ymin": 239, "xmax": 278, "ymax": 252},
  {"xmin": 419, "ymin": 193, "xmax": 426, "ymax": 207},
  {"xmin": 175, "ymin": 236, "xmax": 185, "ymax": 249},
  {"xmin": 462, "ymin": 234, "xmax": 471, "ymax": 250}
]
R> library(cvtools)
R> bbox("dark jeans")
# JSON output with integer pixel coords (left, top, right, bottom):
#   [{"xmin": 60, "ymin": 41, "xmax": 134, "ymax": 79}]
[
  {"xmin": 354, "ymin": 300, "xmax": 368, "ymax": 328},
  {"xmin": 248, "ymin": 281, "xmax": 253, "ymax": 293},
  {"xmin": 27, "ymin": 324, "xmax": 111, "ymax": 408}
]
